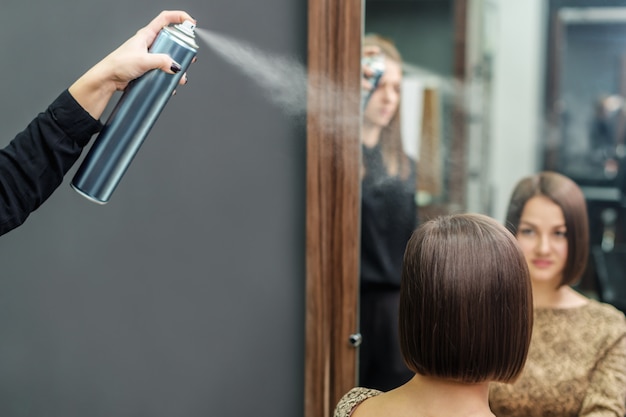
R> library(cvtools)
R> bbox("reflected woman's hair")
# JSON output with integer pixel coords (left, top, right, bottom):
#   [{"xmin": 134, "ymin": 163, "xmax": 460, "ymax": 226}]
[{"xmin": 399, "ymin": 213, "xmax": 533, "ymax": 383}]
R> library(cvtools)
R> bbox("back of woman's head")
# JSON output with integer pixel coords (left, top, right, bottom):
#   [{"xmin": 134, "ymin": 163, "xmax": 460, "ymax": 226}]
[
  {"xmin": 504, "ymin": 171, "xmax": 589, "ymax": 286},
  {"xmin": 399, "ymin": 213, "xmax": 533, "ymax": 383}
]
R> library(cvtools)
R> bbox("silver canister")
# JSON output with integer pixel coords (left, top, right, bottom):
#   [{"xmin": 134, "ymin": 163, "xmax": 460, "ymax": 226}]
[
  {"xmin": 71, "ymin": 20, "xmax": 199, "ymax": 204},
  {"xmin": 361, "ymin": 53, "xmax": 385, "ymax": 108}
]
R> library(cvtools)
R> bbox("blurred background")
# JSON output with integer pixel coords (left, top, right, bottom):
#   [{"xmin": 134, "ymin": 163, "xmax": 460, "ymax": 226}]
[{"xmin": 365, "ymin": 0, "xmax": 626, "ymax": 312}]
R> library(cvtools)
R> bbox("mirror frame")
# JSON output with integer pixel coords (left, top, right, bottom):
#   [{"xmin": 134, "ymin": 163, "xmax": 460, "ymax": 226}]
[{"xmin": 305, "ymin": 0, "xmax": 362, "ymax": 416}]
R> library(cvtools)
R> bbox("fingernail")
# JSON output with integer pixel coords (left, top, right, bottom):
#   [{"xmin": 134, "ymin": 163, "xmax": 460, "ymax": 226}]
[{"xmin": 171, "ymin": 62, "xmax": 182, "ymax": 73}]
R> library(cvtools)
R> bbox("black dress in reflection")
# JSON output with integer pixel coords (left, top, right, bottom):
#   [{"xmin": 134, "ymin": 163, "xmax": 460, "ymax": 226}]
[{"xmin": 359, "ymin": 143, "xmax": 417, "ymax": 391}]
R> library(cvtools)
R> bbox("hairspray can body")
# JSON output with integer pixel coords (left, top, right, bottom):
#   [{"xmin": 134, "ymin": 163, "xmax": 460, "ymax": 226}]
[{"xmin": 71, "ymin": 20, "xmax": 199, "ymax": 204}]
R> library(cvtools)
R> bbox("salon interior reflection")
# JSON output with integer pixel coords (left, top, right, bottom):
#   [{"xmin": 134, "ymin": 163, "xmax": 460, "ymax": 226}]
[{"xmin": 361, "ymin": 0, "xmax": 626, "ymax": 340}]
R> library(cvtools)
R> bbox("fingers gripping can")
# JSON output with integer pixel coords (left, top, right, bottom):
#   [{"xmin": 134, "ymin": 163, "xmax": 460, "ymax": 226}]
[{"xmin": 71, "ymin": 20, "xmax": 199, "ymax": 204}]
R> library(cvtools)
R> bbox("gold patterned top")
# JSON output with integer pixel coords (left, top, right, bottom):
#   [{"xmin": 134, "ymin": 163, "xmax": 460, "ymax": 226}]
[
  {"xmin": 489, "ymin": 299, "xmax": 626, "ymax": 417},
  {"xmin": 334, "ymin": 387, "xmax": 383, "ymax": 417}
]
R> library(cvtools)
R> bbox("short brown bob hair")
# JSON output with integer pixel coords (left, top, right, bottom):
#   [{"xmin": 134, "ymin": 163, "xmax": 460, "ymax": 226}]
[
  {"xmin": 504, "ymin": 171, "xmax": 589, "ymax": 287},
  {"xmin": 399, "ymin": 213, "xmax": 532, "ymax": 383}
]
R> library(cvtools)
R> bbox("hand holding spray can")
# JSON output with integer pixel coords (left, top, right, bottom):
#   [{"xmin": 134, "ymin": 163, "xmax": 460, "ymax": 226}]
[
  {"xmin": 71, "ymin": 20, "xmax": 199, "ymax": 204},
  {"xmin": 361, "ymin": 53, "xmax": 385, "ymax": 109}
]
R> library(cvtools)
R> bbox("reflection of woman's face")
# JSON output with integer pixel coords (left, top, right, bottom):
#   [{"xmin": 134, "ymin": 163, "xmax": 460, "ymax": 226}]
[
  {"xmin": 364, "ymin": 59, "xmax": 402, "ymax": 128},
  {"xmin": 516, "ymin": 195, "xmax": 568, "ymax": 287}
]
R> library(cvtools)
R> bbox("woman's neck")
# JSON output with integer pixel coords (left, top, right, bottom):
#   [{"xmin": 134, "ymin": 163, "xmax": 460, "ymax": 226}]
[{"xmin": 358, "ymin": 374, "xmax": 493, "ymax": 417}]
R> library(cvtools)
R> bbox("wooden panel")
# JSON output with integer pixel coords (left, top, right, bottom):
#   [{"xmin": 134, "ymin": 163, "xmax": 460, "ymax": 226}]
[
  {"xmin": 305, "ymin": 0, "xmax": 362, "ymax": 416},
  {"xmin": 450, "ymin": 0, "xmax": 468, "ymax": 208},
  {"xmin": 418, "ymin": 88, "xmax": 443, "ymax": 197}
]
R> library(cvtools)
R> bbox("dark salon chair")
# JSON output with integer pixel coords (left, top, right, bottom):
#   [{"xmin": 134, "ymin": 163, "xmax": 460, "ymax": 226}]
[{"xmin": 590, "ymin": 245, "xmax": 626, "ymax": 314}]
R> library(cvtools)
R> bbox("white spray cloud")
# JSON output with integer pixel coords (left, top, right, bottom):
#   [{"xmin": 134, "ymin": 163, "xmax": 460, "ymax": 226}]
[
  {"xmin": 195, "ymin": 28, "xmax": 309, "ymax": 117},
  {"xmin": 194, "ymin": 28, "xmax": 363, "ymax": 133}
]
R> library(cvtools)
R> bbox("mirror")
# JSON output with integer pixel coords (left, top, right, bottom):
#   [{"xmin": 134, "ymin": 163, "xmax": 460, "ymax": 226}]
[
  {"xmin": 305, "ymin": 0, "xmax": 626, "ymax": 415},
  {"xmin": 358, "ymin": 0, "xmax": 488, "ymax": 392},
  {"xmin": 358, "ymin": 0, "xmax": 626, "ymax": 389},
  {"xmin": 363, "ymin": 0, "xmax": 494, "ymax": 219}
]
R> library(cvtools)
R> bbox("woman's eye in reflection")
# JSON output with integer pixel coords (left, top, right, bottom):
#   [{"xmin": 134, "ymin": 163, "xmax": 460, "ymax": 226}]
[{"xmin": 518, "ymin": 227, "xmax": 534, "ymax": 236}]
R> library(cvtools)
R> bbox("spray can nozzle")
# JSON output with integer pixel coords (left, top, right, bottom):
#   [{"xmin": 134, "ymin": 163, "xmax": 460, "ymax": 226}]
[{"xmin": 176, "ymin": 20, "xmax": 196, "ymax": 37}]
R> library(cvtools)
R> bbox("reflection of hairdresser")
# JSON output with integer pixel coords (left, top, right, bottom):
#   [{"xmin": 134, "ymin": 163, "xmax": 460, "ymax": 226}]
[
  {"xmin": 0, "ymin": 11, "xmax": 194, "ymax": 236},
  {"xmin": 335, "ymin": 213, "xmax": 533, "ymax": 417},
  {"xmin": 489, "ymin": 171, "xmax": 626, "ymax": 417},
  {"xmin": 358, "ymin": 34, "xmax": 417, "ymax": 391}
]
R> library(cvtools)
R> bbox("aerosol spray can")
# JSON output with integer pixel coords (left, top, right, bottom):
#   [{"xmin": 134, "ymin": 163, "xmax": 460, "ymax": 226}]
[
  {"xmin": 71, "ymin": 20, "xmax": 199, "ymax": 204},
  {"xmin": 361, "ymin": 53, "xmax": 385, "ymax": 109}
]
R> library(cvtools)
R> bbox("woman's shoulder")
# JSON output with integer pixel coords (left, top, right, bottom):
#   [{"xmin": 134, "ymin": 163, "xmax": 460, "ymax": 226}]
[
  {"xmin": 537, "ymin": 297, "xmax": 625, "ymax": 325},
  {"xmin": 573, "ymin": 299, "xmax": 626, "ymax": 343},
  {"xmin": 334, "ymin": 387, "xmax": 383, "ymax": 417},
  {"xmin": 585, "ymin": 298, "xmax": 626, "ymax": 327},
  {"xmin": 535, "ymin": 298, "xmax": 626, "ymax": 345}
]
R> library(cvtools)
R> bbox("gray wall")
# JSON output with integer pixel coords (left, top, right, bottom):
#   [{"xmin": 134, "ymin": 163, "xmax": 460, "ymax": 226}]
[{"xmin": 0, "ymin": 1, "xmax": 306, "ymax": 416}]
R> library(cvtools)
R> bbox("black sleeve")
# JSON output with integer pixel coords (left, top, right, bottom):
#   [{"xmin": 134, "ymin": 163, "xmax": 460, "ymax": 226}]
[{"xmin": 0, "ymin": 90, "xmax": 102, "ymax": 235}]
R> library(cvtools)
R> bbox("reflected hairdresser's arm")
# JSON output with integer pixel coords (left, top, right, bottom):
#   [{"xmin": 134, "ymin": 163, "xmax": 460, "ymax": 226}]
[
  {"xmin": 69, "ymin": 10, "xmax": 195, "ymax": 119},
  {"xmin": 578, "ymin": 331, "xmax": 626, "ymax": 416},
  {"xmin": 362, "ymin": 45, "xmax": 380, "ymax": 92}
]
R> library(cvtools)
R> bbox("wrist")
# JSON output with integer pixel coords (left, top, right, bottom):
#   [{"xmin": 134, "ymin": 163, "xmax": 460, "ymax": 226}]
[{"xmin": 68, "ymin": 64, "xmax": 118, "ymax": 120}]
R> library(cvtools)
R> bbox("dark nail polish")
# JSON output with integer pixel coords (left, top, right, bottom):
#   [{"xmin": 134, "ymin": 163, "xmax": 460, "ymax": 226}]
[{"xmin": 171, "ymin": 62, "xmax": 182, "ymax": 73}]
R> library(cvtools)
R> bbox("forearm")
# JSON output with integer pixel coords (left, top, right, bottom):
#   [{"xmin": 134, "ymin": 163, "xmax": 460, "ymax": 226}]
[
  {"xmin": 0, "ymin": 11, "xmax": 193, "ymax": 236},
  {"xmin": 68, "ymin": 57, "xmax": 119, "ymax": 120},
  {"xmin": 0, "ymin": 90, "xmax": 101, "ymax": 235}
]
